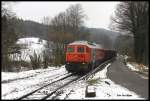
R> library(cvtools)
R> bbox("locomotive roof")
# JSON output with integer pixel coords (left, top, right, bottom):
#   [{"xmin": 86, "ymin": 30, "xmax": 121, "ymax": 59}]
[{"xmin": 68, "ymin": 41, "xmax": 103, "ymax": 49}]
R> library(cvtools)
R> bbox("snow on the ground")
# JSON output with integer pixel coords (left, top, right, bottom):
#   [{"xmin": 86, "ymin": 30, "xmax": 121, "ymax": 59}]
[
  {"xmin": 1, "ymin": 65, "xmax": 69, "ymax": 99},
  {"xmin": 126, "ymin": 62, "xmax": 148, "ymax": 72},
  {"xmin": 122, "ymin": 55, "xmax": 148, "ymax": 72},
  {"xmin": 55, "ymin": 64, "xmax": 143, "ymax": 100},
  {"xmin": 126, "ymin": 62, "xmax": 139, "ymax": 72},
  {"xmin": 126, "ymin": 62, "xmax": 148, "ymax": 79},
  {"xmin": 120, "ymin": 55, "xmax": 148, "ymax": 79},
  {"xmin": 1, "ymin": 66, "xmax": 57, "ymax": 82},
  {"xmin": 10, "ymin": 37, "xmax": 48, "ymax": 61},
  {"xmin": 1, "ymin": 63, "xmax": 145, "ymax": 100},
  {"xmin": 90, "ymin": 63, "xmax": 111, "ymax": 79}
]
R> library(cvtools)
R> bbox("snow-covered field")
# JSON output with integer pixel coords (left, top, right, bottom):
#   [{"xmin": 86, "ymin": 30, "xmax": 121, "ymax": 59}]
[
  {"xmin": 1, "ymin": 66, "xmax": 69, "ymax": 99},
  {"xmin": 2, "ymin": 66, "xmax": 58, "ymax": 82},
  {"xmin": 10, "ymin": 37, "xmax": 48, "ymax": 61}
]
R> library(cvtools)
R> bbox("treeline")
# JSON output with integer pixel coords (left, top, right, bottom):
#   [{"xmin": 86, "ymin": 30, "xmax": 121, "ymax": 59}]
[
  {"xmin": 16, "ymin": 20, "xmax": 49, "ymax": 40},
  {"xmin": 46, "ymin": 4, "xmax": 91, "ymax": 66},
  {"xmin": 114, "ymin": 34, "xmax": 134, "ymax": 57},
  {"xmin": 2, "ymin": 2, "xmax": 22, "ymax": 71},
  {"xmin": 1, "ymin": 3, "xmax": 50, "ymax": 72},
  {"xmin": 110, "ymin": 1, "xmax": 149, "ymax": 66},
  {"xmin": 89, "ymin": 28, "xmax": 119, "ymax": 50},
  {"xmin": 1, "ymin": 3, "xmax": 91, "ymax": 71}
]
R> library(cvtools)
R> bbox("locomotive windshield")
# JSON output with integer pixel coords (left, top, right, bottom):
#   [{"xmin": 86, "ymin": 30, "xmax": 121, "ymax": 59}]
[
  {"xmin": 77, "ymin": 47, "xmax": 84, "ymax": 53},
  {"xmin": 67, "ymin": 47, "xmax": 74, "ymax": 52}
]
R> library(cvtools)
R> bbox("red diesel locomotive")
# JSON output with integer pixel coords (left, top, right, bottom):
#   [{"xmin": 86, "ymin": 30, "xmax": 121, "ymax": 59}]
[{"xmin": 65, "ymin": 41, "xmax": 116, "ymax": 73}]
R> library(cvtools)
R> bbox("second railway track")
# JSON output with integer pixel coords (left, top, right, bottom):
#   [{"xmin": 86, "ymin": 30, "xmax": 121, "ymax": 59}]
[{"xmin": 16, "ymin": 73, "xmax": 77, "ymax": 100}]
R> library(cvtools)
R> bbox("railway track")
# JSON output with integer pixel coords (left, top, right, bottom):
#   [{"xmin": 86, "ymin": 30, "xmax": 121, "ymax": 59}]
[
  {"xmin": 46, "ymin": 58, "xmax": 115, "ymax": 100},
  {"xmin": 2, "ymin": 72, "xmax": 69, "ymax": 98},
  {"xmin": 15, "ymin": 73, "xmax": 76, "ymax": 100},
  {"xmin": 78, "ymin": 57, "xmax": 115, "ymax": 81},
  {"xmin": 14, "ymin": 58, "xmax": 115, "ymax": 100}
]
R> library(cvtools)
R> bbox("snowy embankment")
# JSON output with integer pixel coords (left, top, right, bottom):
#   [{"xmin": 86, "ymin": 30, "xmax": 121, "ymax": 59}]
[
  {"xmin": 123, "ymin": 55, "xmax": 148, "ymax": 78},
  {"xmin": 10, "ymin": 37, "xmax": 48, "ymax": 61},
  {"xmin": 123, "ymin": 55, "xmax": 148, "ymax": 72},
  {"xmin": 126, "ymin": 62, "xmax": 148, "ymax": 80},
  {"xmin": 2, "ymin": 66, "xmax": 57, "ymax": 82},
  {"xmin": 1, "ymin": 65, "xmax": 69, "ymax": 99},
  {"xmin": 55, "ymin": 64, "xmax": 143, "ymax": 100},
  {"xmin": 126, "ymin": 62, "xmax": 148, "ymax": 72}
]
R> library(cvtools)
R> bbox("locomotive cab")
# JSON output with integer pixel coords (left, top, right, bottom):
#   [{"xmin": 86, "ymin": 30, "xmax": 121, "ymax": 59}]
[
  {"xmin": 65, "ymin": 41, "xmax": 116, "ymax": 74},
  {"xmin": 66, "ymin": 45, "xmax": 86, "ymax": 63},
  {"xmin": 65, "ymin": 44, "xmax": 91, "ymax": 73}
]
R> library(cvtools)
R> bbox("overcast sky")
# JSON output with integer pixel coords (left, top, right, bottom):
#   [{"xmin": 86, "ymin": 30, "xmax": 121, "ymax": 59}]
[{"xmin": 10, "ymin": 1, "xmax": 119, "ymax": 29}]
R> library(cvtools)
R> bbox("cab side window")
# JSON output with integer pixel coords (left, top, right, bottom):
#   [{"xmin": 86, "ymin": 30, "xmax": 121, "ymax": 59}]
[
  {"xmin": 67, "ymin": 47, "xmax": 74, "ymax": 52},
  {"xmin": 77, "ymin": 47, "xmax": 84, "ymax": 53}
]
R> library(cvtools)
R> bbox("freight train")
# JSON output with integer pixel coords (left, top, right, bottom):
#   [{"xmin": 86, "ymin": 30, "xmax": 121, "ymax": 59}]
[{"xmin": 65, "ymin": 41, "xmax": 116, "ymax": 73}]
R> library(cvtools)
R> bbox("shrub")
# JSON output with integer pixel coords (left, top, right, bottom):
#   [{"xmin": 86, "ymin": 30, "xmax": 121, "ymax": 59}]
[
  {"xmin": 29, "ymin": 51, "xmax": 42, "ymax": 70},
  {"xmin": 43, "ymin": 51, "xmax": 49, "ymax": 69}
]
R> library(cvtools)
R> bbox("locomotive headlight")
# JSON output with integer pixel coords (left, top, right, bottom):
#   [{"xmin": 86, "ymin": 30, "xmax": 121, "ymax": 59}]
[{"xmin": 82, "ymin": 62, "xmax": 85, "ymax": 64}]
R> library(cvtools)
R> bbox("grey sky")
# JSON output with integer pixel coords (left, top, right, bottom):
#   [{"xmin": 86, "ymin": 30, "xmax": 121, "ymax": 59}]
[{"xmin": 11, "ymin": 2, "xmax": 119, "ymax": 29}]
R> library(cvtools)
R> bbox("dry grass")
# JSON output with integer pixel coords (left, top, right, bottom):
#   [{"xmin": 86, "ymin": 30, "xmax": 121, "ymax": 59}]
[{"xmin": 87, "ymin": 79, "xmax": 98, "ymax": 85}]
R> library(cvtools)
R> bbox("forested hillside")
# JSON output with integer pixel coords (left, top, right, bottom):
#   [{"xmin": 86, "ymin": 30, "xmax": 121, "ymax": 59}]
[
  {"xmin": 14, "ymin": 19, "xmax": 120, "ymax": 50},
  {"xmin": 14, "ymin": 19, "xmax": 49, "ymax": 40},
  {"xmin": 89, "ymin": 28, "xmax": 119, "ymax": 49}
]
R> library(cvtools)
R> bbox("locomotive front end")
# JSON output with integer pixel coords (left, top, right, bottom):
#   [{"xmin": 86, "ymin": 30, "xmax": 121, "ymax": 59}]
[{"xmin": 65, "ymin": 44, "xmax": 90, "ymax": 73}]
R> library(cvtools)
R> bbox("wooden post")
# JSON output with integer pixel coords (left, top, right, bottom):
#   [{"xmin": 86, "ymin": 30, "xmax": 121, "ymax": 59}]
[{"xmin": 85, "ymin": 85, "xmax": 96, "ymax": 97}]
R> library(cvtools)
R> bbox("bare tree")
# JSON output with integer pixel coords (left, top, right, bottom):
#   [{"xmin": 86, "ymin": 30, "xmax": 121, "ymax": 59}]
[
  {"xmin": 110, "ymin": 1, "xmax": 149, "ymax": 65},
  {"xmin": 41, "ymin": 16, "xmax": 51, "ymax": 25},
  {"xmin": 48, "ymin": 4, "xmax": 88, "ymax": 66},
  {"xmin": 66, "ymin": 4, "xmax": 86, "ymax": 34},
  {"xmin": 2, "ymin": 2, "xmax": 21, "ymax": 71}
]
